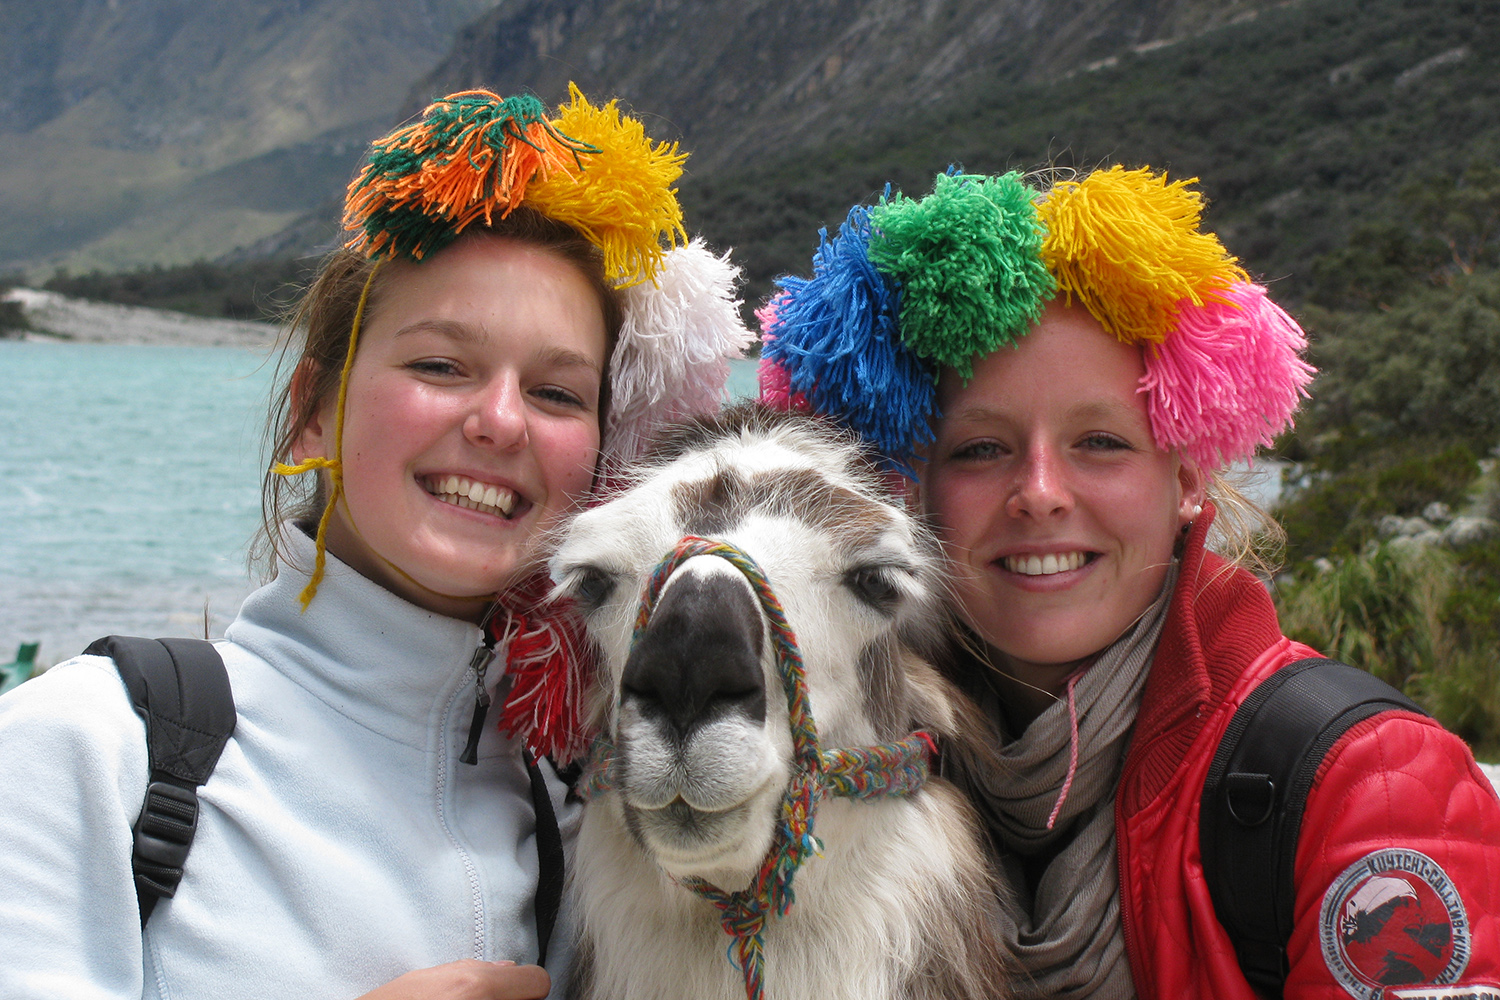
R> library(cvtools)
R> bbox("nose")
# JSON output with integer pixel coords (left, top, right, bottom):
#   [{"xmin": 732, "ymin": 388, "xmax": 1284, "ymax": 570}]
[
  {"xmin": 620, "ymin": 563, "xmax": 767, "ymax": 742},
  {"xmin": 464, "ymin": 376, "xmax": 528, "ymax": 451},
  {"xmin": 1005, "ymin": 443, "xmax": 1072, "ymax": 519}
]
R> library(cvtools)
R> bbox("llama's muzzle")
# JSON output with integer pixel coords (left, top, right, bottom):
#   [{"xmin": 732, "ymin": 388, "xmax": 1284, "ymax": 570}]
[{"xmin": 620, "ymin": 560, "xmax": 768, "ymax": 742}]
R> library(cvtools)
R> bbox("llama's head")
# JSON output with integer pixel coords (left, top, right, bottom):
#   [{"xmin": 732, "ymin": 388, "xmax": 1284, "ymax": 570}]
[{"xmin": 551, "ymin": 403, "xmax": 952, "ymax": 887}]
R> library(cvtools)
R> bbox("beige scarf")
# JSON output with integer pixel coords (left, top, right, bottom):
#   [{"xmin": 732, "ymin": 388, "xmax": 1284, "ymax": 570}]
[{"xmin": 960, "ymin": 564, "xmax": 1177, "ymax": 1000}]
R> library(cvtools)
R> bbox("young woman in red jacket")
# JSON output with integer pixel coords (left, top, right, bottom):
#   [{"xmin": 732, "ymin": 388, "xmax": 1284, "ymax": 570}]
[{"xmin": 758, "ymin": 166, "xmax": 1500, "ymax": 1000}]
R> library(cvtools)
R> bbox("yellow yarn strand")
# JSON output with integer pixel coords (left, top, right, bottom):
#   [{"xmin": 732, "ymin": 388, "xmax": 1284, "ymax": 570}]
[
  {"xmin": 272, "ymin": 265, "xmax": 380, "ymax": 609},
  {"xmin": 526, "ymin": 83, "xmax": 687, "ymax": 286},
  {"xmin": 1038, "ymin": 166, "xmax": 1248, "ymax": 345}
]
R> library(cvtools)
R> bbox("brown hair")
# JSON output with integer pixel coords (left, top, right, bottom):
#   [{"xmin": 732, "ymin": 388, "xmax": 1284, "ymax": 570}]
[{"xmin": 251, "ymin": 209, "xmax": 624, "ymax": 579}]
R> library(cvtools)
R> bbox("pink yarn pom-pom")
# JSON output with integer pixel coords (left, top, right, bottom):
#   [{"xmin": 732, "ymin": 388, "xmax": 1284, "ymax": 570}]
[
  {"xmin": 755, "ymin": 294, "xmax": 786, "ymax": 337},
  {"xmin": 756, "ymin": 294, "xmax": 811, "ymax": 412},
  {"xmin": 757, "ymin": 354, "xmax": 811, "ymax": 412},
  {"xmin": 1142, "ymin": 283, "xmax": 1315, "ymax": 469}
]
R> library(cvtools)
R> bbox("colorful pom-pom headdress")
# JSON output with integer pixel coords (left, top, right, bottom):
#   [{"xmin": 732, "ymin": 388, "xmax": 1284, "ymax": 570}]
[
  {"xmin": 760, "ymin": 165, "xmax": 1314, "ymax": 473},
  {"xmin": 275, "ymin": 85, "xmax": 755, "ymax": 761}
]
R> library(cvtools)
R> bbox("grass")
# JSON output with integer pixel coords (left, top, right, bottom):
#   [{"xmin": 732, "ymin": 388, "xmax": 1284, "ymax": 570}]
[{"xmin": 1273, "ymin": 454, "xmax": 1500, "ymax": 759}]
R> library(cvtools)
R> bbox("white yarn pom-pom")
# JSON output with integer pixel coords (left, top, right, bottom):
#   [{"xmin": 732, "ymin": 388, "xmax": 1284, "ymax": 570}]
[{"xmin": 603, "ymin": 239, "xmax": 756, "ymax": 471}]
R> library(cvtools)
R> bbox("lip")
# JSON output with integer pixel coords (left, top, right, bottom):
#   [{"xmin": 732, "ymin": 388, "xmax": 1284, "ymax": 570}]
[
  {"xmin": 419, "ymin": 471, "xmax": 532, "ymax": 520},
  {"xmin": 989, "ymin": 546, "xmax": 1100, "ymax": 589}
]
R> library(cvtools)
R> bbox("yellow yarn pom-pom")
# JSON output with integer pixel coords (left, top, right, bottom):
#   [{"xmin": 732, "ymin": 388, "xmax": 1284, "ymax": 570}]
[
  {"xmin": 1038, "ymin": 166, "xmax": 1248, "ymax": 345},
  {"xmin": 526, "ymin": 83, "xmax": 688, "ymax": 286}
]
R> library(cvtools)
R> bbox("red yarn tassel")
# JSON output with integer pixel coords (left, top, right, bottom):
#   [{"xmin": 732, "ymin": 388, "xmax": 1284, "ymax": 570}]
[{"xmin": 489, "ymin": 575, "xmax": 595, "ymax": 764}]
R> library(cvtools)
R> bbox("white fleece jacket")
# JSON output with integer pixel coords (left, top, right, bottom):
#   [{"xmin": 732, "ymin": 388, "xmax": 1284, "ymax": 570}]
[{"xmin": 0, "ymin": 531, "xmax": 578, "ymax": 999}]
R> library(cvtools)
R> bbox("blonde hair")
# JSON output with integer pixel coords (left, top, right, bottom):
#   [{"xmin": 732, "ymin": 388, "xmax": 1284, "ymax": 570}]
[{"xmin": 1203, "ymin": 472, "xmax": 1286, "ymax": 579}]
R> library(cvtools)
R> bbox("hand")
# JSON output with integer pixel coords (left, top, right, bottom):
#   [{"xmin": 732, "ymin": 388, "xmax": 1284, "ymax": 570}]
[{"xmin": 356, "ymin": 960, "xmax": 551, "ymax": 1000}]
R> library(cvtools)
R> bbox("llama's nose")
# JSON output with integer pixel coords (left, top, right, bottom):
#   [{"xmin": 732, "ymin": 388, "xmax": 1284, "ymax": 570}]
[{"xmin": 621, "ymin": 566, "xmax": 767, "ymax": 740}]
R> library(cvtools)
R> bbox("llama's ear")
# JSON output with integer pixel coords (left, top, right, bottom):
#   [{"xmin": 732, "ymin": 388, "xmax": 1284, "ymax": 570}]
[
  {"xmin": 902, "ymin": 650, "xmax": 961, "ymax": 737},
  {"xmin": 904, "ymin": 651, "xmax": 1009, "ymax": 780}
]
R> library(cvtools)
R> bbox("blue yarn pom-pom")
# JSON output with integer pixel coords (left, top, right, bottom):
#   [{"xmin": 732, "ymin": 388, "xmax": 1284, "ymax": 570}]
[{"xmin": 764, "ymin": 204, "xmax": 935, "ymax": 468}]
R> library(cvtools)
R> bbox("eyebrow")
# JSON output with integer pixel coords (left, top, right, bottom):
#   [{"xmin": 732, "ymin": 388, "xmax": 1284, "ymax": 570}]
[
  {"xmin": 393, "ymin": 318, "xmax": 482, "ymax": 343},
  {"xmin": 536, "ymin": 343, "xmax": 603, "ymax": 375},
  {"xmin": 943, "ymin": 402, "xmax": 1007, "ymax": 425},
  {"xmin": 393, "ymin": 320, "xmax": 602, "ymax": 374},
  {"xmin": 1066, "ymin": 398, "xmax": 1144, "ymax": 424}
]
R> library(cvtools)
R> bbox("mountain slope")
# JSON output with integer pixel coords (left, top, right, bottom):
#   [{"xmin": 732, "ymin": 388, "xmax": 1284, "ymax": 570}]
[
  {"xmin": 245, "ymin": 0, "xmax": 1287, "ymax": 265},
  {"xmin": 674, "ymin": 0, "xmax": 1500, "ymax": 303},
  {"xmin": 0, "ymin": 0, "xmax": 496, "ymax": 275},
  {"xmin": 414, "ymin": 0, "xmax": 1281, "ymax": 170}
]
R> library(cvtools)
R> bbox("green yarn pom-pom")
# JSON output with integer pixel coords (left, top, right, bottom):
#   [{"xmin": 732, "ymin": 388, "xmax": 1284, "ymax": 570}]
[{"xmin": 869, "ymin": 171, "xmax": 1054, "ymax": 378}]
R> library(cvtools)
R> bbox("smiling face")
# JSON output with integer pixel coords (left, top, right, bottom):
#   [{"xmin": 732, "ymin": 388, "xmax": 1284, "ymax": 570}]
[
  {"xmin": 294, "ymin": 233, "xmax": 609, "ymax": 620},
  {"xmin": 921, "ymin": 302, "xmax": 1205, "ymax": 693}
]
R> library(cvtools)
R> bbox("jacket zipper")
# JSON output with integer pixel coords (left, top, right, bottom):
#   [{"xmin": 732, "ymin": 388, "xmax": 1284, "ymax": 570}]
[
  {"xmin": 435, "ymin": 639, "xmax": 490, "ymax": 960},
  {"xmin": 459, "ymin": 606, "xmax": 500, "ymax": 765}
]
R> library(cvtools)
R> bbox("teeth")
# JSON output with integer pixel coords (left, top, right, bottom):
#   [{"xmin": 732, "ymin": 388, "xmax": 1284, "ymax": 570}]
[
  {"xmin": 424, "ymin": 474, "xmax": 520, "ymax": 519},
  {"xmin": 1004, "ymin": 552, "xmax": 1088, "ymax": 576}
]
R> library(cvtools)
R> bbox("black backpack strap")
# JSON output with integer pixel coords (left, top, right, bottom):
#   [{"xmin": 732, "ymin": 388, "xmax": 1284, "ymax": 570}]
[
  {"xmin": 1200, "ymin": 657, "xmax": 1426, "ymax": 997},
  {"xmin": 85, "ymin": 636, "xmax": 236, "ymax": 926},
  {"xmin": 523, "ymin": 749, "xmax": 566, "ymax": 967}
]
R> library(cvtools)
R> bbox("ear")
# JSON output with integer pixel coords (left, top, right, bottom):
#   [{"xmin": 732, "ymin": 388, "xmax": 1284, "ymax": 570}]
[
  {"xmin": 1177, "ymin": 456, "xmax": 1209, "ymax": 527},
  {"xmin": 289, "ymin": 359, "xmax": 333, "ymax": 465}
]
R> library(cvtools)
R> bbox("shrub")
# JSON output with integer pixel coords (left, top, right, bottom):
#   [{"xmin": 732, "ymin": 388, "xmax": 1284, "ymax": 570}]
[
  {"xmin": 1277, "ymin": 543, "xmax": 1451, "ymax": 694},
  {"xmin": 1275, "ymin": 542, "xmax": 1500, "ymax": 758},
  {"xmin": 1299, "ymin": 269, "xmax": 1500, "ymax": 449},
  {"xmin": 1277, "ymin": 440, "xmax": 1479, "ymax": 564}
]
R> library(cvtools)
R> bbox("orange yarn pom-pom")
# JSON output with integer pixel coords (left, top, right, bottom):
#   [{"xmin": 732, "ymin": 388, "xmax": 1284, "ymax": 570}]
[{"xmin": 342, "ymin": 90, "xmax": 597, "ymax": 260}]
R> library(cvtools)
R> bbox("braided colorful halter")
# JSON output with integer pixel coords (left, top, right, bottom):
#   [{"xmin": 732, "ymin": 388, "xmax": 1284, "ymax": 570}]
[{"xmin": 581, "ymin": 535, "xmax": 936, "ymax": 1000}]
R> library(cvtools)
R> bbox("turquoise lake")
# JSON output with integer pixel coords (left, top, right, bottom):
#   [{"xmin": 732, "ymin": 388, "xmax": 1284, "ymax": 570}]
[{"xmin": 0, "ymin": 341, "xmax": 759, "ymax": 665}]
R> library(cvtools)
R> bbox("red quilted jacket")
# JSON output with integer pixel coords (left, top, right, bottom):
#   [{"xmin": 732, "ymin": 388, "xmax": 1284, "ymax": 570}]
[{"xmin": 1119, "ymin": 508, "xmax": 1500, "ymax": 999}]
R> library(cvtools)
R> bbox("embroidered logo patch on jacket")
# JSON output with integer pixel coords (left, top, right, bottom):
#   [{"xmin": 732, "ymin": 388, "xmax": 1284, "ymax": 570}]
[{"xmin": 1320, "ymin": 849, "xmax": 1471, "ymax": 1000}]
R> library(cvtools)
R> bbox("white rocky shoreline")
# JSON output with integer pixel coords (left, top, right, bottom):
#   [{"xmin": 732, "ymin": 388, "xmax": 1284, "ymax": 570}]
[{"xmin": 2, "ymin": 287, "xmax": 279, "ymax": 348}]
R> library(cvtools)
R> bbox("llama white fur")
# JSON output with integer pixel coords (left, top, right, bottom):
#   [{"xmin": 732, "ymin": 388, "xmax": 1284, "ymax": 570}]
[{"xmin": 551, "ymin": 405, "xmax": 1010, "ymax": 1000}]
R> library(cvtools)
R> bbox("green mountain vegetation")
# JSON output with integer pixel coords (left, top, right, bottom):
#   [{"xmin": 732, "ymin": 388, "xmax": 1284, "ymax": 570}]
[
  {"xmin": 412, "ymin": 0, "xmax": 1277, "ymax": 173},
  {"xmin": 1273, "ymin": 243, "xmax": 1500, "ymax": 756},
  {"xmin": 679, "ymin": 0, "xmax": 1499, "ymax": 306},
  {"xmin": 55, "ymin": 0, "xmax": 1500, "ymax": 315}
]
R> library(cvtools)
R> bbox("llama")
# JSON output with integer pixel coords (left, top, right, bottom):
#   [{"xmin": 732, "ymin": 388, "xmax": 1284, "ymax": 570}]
[{"xmin": 550, "ymin": 403, "xmax": 1010, "ymax": 1000}]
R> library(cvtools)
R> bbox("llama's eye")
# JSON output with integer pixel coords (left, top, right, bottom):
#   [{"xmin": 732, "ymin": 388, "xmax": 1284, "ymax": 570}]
[
  {"xmin": 844, "ymin": 565, "xmax": 902, "ymax": 615},
  {"xmin": 569, "ymin": 566, "xmax": 618, "ymax": 610}
]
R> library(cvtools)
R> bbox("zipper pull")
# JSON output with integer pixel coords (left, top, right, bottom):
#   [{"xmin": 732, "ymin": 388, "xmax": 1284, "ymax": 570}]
[{"xmin": 459, "ymin": 616, "xmax": 500, "ymax": 766}]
